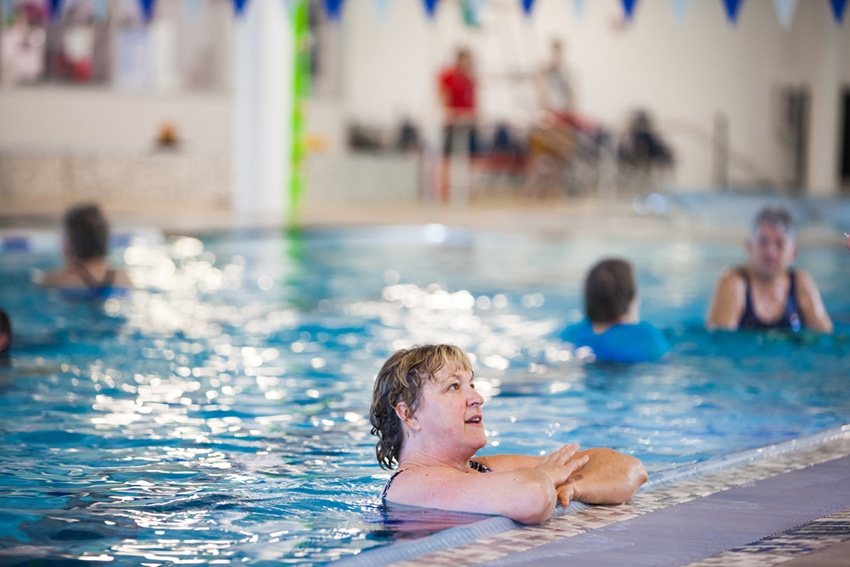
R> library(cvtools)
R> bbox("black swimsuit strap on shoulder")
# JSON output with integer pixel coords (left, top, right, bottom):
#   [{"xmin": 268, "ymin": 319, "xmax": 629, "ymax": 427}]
[
  {"xmin": 380, "ymin": 469, "xmax": 406, "ymax": 504},
  {"xmin": 469, "ymin": 460, "xmax": 492, "ymax": 473}
]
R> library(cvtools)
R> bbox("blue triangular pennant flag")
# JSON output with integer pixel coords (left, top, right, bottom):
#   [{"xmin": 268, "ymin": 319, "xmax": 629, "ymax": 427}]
[
  {"xmin": 48, "ymin": 0, "xmax": 63, "ymax": 20},
  {"xmin": 521, "ymin": 0, "xmax": 536, "ymax": 16},
  {"xmin": 324, "ymin": 0, "xmax": 344, "ymax": 21},
  {"xmin": 423, "ymin": 0, "xmax": 439, "ymax": 18},
  {"xmin": 374, "ymin": 0, "xmax": 390, "ymax": 21},
  {"xmin": 91, "ymin": 0, "xmax": 108, "ymax": 20},
  {"xmin": 829, "ymin": 0, "xmax": 847, "ymax": 23},
  {"xmin": 183, "ymin": 0, "xmax": 202, "ymax": 21},
  {"xmin": 670, "ymin": 0, "xmax": 691, "ymax": 23},
  {"xmin": 721, "ymin": 0, "xmax": 743, "ymax": 24},
  {"xmin": 233, "ymin": 0, "xmax": 250, "ymax": 17},
  {"xmin": 621, "ymin": 0, "xmax": 639, "ymax": 20},
  {"xmin": 139, "ymin": 0, "xmax": 156, "ymax": 22},
  {"xmin": 772, "ymin": 0, "xmax": 796, "ymax": 28},
  {"xmin": 571, "ymin": 0, "xmax": 587, "ymax": 20},
  {"xmin": 2, "ymin": 0, "xmax": 15, "ymax": 19}
]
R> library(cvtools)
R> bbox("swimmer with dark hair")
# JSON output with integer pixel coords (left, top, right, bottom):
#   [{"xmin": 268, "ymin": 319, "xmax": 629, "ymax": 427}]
[
  {"xmin": 559, "ymin": 258, "xmax": 669, "ymax": 363},
  {"xmin": 38, "ymin": 203, "xmax": 133, "ymax": 297},
  {"xmin": 0, "ymin": 307, "xmax": 11, "ymax": 359}
]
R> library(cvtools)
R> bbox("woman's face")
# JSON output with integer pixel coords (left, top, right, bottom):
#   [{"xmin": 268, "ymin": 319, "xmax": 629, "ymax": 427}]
[
  {"xmin": 413, "ymin": 361, "xmax": 487, "ymax": 454},
  {"xmin": 746, "ymin": 221, "xmax": 796, "ymax": 279}
]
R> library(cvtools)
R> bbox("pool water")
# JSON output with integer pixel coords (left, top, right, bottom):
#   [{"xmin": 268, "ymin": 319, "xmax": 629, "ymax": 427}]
[{"xmin": 1, "ymin": 224, "xmax": 849, "ymax": 565}]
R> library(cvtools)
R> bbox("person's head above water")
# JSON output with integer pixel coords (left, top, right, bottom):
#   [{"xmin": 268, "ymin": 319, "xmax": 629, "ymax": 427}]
[
  {"xmin": 370, "ymin": 344, "xmax": 474, "ymax": 470},
  {"xmin": 0, "ymin": 307, "xmax": 11, "ymax": 358},
  {"xmin": 63, "ymin": 202, "xmax": 110, "ymax": 262},
  {"xmin": 369, "ymin": 344, "xmax": 648, "ymax": 523},
  {"xmin": 585, "ymin": 258, "xmax": 637, "ymax": 325},
  {"xmin": 746, "ymin": 206, "xmax": 798, "ymax": 281}
]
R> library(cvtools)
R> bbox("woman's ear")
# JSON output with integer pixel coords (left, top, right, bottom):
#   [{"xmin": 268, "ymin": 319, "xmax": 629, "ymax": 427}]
[{"xmin": 395, "ymin": 402, "xmax": 421, "ymax": 431}]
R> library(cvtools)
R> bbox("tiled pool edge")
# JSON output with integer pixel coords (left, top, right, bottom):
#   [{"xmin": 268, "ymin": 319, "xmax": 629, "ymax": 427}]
[{"xmin": 335, "ymin": 425, "xmax": 850, "ymax": 567}]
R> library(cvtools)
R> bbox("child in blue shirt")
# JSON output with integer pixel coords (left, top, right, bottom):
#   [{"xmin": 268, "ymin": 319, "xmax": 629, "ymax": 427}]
[{"xmin": 559, "ymin": 258, "xmax": 669, "ymax": 363}]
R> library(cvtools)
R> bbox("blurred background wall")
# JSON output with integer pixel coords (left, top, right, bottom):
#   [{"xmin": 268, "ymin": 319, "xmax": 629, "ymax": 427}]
[{"xmin": 1, "ymin": 0, "xmax": 849, "ymax": 216}]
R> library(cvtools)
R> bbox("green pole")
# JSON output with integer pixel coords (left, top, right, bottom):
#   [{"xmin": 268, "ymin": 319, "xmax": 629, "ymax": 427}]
[{"xmin": 289, "ymin": 0, "xmax": 310, "ymax": 226}]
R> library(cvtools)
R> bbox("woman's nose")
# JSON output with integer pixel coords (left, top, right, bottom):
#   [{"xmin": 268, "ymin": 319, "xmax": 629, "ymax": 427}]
[{"xmin": 468, "ymin": 388, "xmax": 484, "ymax": 406}]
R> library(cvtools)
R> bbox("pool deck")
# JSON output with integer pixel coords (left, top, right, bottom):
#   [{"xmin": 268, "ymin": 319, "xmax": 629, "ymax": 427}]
[
  {"xmin": 342, "ymin": 428, "xmax": 850, "ymax": 567},
  {"xmin": 2, "ymin": 193, "xmax": 848, "ymax": 248}
]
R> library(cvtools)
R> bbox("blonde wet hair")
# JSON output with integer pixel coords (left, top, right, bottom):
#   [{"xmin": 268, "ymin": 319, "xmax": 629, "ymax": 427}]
[{"xmin": 369, "ymin": 344, "xmax": 473, "ymax": 470}]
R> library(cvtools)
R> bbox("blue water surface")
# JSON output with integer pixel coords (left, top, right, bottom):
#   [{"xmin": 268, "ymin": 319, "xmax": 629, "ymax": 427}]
[{"xmin": 1, "ymin": 223, "xmax": 849, "ymax": 565}]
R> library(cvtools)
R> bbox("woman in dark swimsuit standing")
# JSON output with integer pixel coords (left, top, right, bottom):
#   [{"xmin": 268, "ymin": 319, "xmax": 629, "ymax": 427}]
[
  {"xmin": 370, "ymin": 344, "xmax": 647, "ymax": 524},
  {"xmin": 707, "ymin": 206, "xmax": 832, "ymax": 333},
  {"xmin": 39, "ymin": 203, "xmax": 133, "ymax": 293}
]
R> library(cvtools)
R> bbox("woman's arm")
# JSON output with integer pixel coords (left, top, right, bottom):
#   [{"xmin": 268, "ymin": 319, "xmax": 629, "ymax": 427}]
[
  {"xmin": 706, "ymin": 269, "xmax": 745, "ymax": 331},
  {"xmin": 795, "ymin": 270, "xmax": 833, "ymax": 334},
  {"xmin": 477, "ymin": 448, "xmax": 647, "ymax": 506},
  {"xmin": 557, "ymin": 448, "xmax": 647, "ymax": 506}
]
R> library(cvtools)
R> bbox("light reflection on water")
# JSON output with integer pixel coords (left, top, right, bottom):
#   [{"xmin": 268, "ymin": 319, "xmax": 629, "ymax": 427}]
[{"xmin": 1, "ymin": 225, "xmax": 849, "ymax": 565}]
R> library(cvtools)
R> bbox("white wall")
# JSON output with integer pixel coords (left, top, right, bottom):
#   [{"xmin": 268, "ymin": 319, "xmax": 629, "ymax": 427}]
[
  {"xmin": 0, "ymin": 87, "xmax": 231, "ymax": 156},
  {"xmin": 1, "ymin": 0, "xmax": 848, "ymax": 195},
  {"xmin": 333, "ymin": 0, "xmax": 850, "ymax": 191}
]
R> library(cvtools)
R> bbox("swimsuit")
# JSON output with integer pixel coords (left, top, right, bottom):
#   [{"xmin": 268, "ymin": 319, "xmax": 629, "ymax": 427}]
[
  {"xmin": 76, "ymin": 262, "xmax": 116, "ymax": 289},
  {"xmin": 380, "ymin": 460, "xmax": 492, "ymax": 505},
  {"xmin": 737, "ymin": 267, "xmax": 802, "ymax": 332},
  {"xmin": 60, "ymin": 263, "xmax": 124, "ymax": 301}
]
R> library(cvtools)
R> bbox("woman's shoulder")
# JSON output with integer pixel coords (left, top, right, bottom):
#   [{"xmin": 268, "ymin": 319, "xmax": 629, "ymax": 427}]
[{"xmin": 37, "ymin": 267, "xmax": 83, "ymax": 288}]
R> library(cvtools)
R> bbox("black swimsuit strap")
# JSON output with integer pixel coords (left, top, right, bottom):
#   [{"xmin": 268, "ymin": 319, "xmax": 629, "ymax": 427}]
[{"xmin": 380, "ymin": 469, "xmax": 406, "ymax": 504}]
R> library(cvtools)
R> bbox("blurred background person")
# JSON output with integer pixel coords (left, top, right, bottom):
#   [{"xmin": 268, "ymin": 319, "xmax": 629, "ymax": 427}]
[
  {"xmin": 0, "ymin": 307, "xmax": 11, "ymax": 360},
  {"xmin": 0, "ymin": 3, "xmax": 46, "ymax": 85},
  {"xmin": 38, "ymin": 203, "xmax": 133, "ymax": 295},
  {"xmin": 438, "ymin": 47, "xmax": 480, "ymax": 201},
  {"xmin": 707, "ymin": 206, "xmax": 832, "ymax": 334}
]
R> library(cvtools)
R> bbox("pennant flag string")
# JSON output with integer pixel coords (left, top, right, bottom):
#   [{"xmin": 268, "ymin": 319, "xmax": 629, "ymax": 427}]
[
  {"xmin": 621, "ymin": 0, "xmax": 639, "ymax": 21},
  {"xmin": 721, "ymin": 0, "xmax": 743, "ymax": 24},
  {"xmin": 521, "ymin": 0, "xmax": 536, "ymax": 17},
  {"xmin": 670, "ymin": 0, "xmax": 691, "ymax": 24},
  {"xmin": 773, "ymin": 0, "xmax": 796, "ymax": 28},
  {"xmin": 829, "ymin": 0, "xmax": 847, "ymax": 24}
]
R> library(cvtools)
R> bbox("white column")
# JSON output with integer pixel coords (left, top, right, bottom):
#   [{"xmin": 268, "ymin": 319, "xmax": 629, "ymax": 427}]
[
  {"xmin": 806, "ymin": 28, "xmax": 839, "ymax": 196},
  {"xmin": 233, "ymin": 0, "xmax": 293, "ymax": 216}
]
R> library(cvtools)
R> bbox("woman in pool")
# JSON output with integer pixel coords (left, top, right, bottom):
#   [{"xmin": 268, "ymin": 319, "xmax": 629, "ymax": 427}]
[
  {"xmin": 370, "ymin": 344, "xmax": 647, "ymax": 524},
  {"xmin": 0, "ymin": 307, "xmax": 11, "ymax": 359},
  {"xmin": 39, "ymin": 203, "xmax": 133, "ymax": 295},
  {"xmin": 559, "ymin": 258, "xmax": 669, "ymax": 363},
  {"xmin": 707, "ymin": 206, "xmax": 832, "ymax": 333}
]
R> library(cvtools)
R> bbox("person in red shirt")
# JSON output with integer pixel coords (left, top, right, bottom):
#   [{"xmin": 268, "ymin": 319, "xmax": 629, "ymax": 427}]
[{"xmin": 437, "ymin": 48, "xmax": 481, "ymax": 201}]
